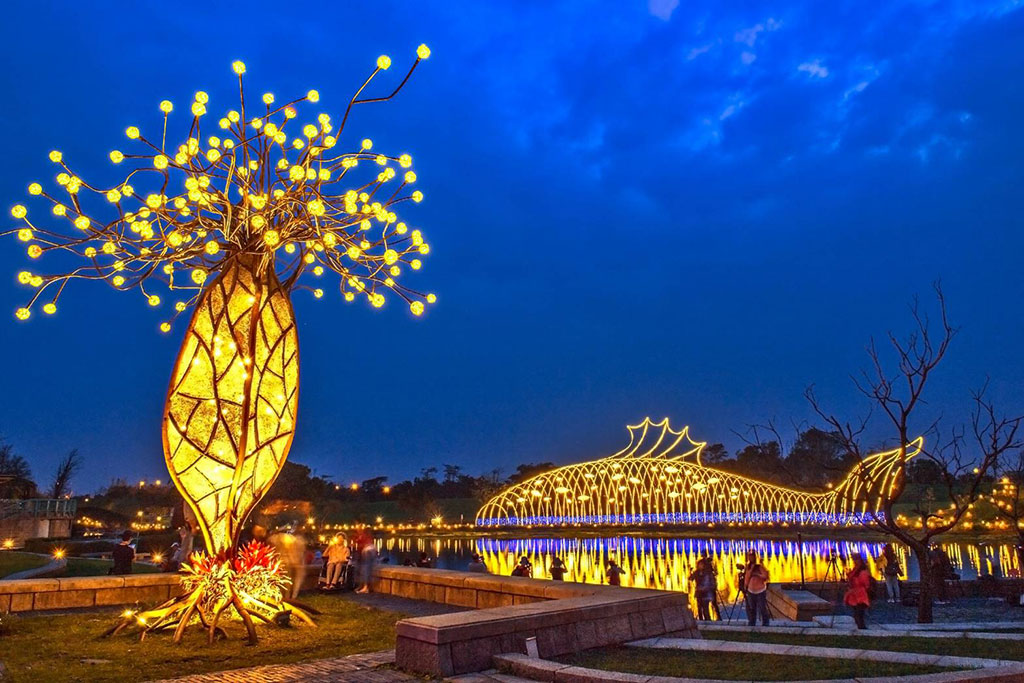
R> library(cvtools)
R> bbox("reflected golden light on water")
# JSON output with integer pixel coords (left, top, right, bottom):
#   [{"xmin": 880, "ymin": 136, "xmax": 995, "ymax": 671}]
[{"xmin": 378, "ymin": 535, "xmax": 1020, "ymax": 617}]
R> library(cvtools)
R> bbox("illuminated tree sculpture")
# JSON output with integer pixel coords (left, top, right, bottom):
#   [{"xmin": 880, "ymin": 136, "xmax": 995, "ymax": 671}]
[
  {"xmin": 476, "ymin": 418, "xmax": 921, "ymax": 527},
  {"xmin": 4, "ymin": 47, "xmax": 434, "ymax": 643}
]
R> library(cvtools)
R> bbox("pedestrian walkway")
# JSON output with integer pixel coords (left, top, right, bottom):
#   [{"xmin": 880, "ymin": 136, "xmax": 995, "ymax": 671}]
[
  {"xmin": 629, "ymin": 636, "xmax": 1021, "ymax": 670},
  {"xmin": 149, "ymin": 650, "xmax": 413, "ymax": 683},
  {"xmin": 701, "ymin": 622, "xmax": 1024, "ymax": 640}
]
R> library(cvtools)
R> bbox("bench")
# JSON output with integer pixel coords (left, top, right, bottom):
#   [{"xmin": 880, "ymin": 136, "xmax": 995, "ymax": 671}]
[{"xmin": 377, "ymin": 567, "xmax": 698, "ymax": 677}]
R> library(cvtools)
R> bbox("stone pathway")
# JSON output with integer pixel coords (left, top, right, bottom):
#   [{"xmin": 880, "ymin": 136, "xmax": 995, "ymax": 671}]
[
  {"xmin": 701, "ymin": 622, "xmax": 1024, "ymax": 640},
  {"xmin": 629, "ymin": 636, "xmax": 1019, "ymax": 669},
  {"xmin": 830, "ymin": 596, "xmax": 1024, "ymax": 625},
  {"xmin": 149, "ymin": 650, "xmax": 415, "ymax": 682}
]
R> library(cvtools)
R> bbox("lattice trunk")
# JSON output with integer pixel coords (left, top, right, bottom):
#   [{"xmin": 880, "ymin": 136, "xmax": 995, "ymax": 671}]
[{"xmin": 162, "ymin": 254, "xmax": 299, "ymax": 554}]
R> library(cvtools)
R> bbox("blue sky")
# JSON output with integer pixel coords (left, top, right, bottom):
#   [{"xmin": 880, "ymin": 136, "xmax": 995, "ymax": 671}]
[{"xmin": 1, "ymin": 1, "xmax": 1022, "ymax": 492}]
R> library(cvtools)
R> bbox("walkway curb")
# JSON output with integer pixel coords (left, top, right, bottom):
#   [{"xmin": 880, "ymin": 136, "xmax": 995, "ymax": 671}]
[
  {"xmin": 629, "ymin": 637, "xmax": 1015, "ymax": 669},
  {"xmin": 493, "ymin": 651, "xmax": 1024, "ymax": 683},
  {"xmin": 812, "ymin": 618, "xmax": 1024, "ymax": 631},
  {"xmin": 699, "ymin": 624, "xmax": 1024, "ymax": 641}
]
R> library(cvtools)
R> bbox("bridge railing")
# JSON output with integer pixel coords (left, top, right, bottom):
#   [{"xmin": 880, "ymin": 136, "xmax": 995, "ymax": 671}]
[{"xmin": 0, "ymin": 499, "xmax": 78, "ymax": 520}]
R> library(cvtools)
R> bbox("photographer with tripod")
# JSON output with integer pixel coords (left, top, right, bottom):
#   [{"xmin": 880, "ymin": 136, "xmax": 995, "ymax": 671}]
[{"xmin": 743, "ymin": 550, "xmax": 771, "ymax": 626}]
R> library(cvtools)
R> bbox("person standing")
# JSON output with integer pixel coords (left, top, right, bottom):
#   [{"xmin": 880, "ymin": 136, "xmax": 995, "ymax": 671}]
[
  {"xmin": 511, "ymin": 556, "xmax": 533, "ymax": 577},
  {"xmin": 930, "ymin": 547, "xmax": 949, "ymax": 604},
  {"xmin": 324, "ymin": 532, "xmax": 350, "ymax": 589},
  {"xmin": 354, "ymin": 527, "xmax": 377, "ymax": 594},
  {"xmin": 268, "ymin": 527, "xmax": 306, "ymax": 599},
  {"xmin": 606, "ymin": 559, "xmax": 626, "ymax": 586},
  {"xmin": 693, "ymin": 558, "xmax": 720, "ymax": 621},
  {"xmin": 111, "ymin": 530, "xmax": 135, "ymax": 575},
  {"xmin": 550, "ymin": 556, "xmax": 567, "ymax": 581},
  {"xmin": 169, "ymin": 525, "xmax": 194, "ymax": 572},
  {"xmin": 845, "ymin": 552, "xmax": 872, "ymax": 629},
  {"xmin": 880, "ymin": 544, "xmax": 903, "ymax": 604},
  {"xmin": 467, "ymin": 553, "xmax": 488, "ymax": 573},
  {"xmin": 743, "ymin": 551, "xmax": 770, "ymax": 626}
]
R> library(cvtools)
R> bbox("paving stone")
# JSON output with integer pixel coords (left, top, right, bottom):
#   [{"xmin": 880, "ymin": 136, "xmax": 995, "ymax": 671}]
[
  {"xmin": 150, "ymin": 650, "xmax": 410, "ymax": 683},
  {"xmin": 554, "ymin": 665, "xmax": 651, "ymax": 682}
]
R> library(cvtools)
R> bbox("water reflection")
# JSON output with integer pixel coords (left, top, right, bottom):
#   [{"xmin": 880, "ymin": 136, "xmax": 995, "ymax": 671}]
[{"xmin": 378, "ymin": 535, "xmax": 1020, "ymax": 610}]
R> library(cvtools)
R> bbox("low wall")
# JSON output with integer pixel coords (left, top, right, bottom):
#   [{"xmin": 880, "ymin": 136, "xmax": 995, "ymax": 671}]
[
  {"xmin": 0, "ymin": 564, "xmax": 324, "ymax": 613},
  {"xmin": 375, "ymin": 567, "xmax": 699, "ymax": 677},
  {"xmin": 373, "ymin": 565, "xmax": 642, "ymax": 607},
  {"xmin": 0, "ymin": 574, "xmax": 181, "ymax": 612}
]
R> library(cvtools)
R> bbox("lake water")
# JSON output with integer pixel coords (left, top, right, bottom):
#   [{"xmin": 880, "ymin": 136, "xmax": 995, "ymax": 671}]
[{"xmin": 378, "ymin": 535, "xmax": 1021, "ymax": 605}]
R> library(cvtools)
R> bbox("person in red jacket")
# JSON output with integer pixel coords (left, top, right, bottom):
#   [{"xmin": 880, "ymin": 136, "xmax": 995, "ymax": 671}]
[{"xmin": 844, "ymin": 552, "xmax": 872, "ymax": 629}]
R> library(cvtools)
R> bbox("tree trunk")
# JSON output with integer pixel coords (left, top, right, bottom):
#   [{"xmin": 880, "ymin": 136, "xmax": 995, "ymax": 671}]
[{"xmin": 911, "ymin": 545, "xmax": 934, "ymax": 624}]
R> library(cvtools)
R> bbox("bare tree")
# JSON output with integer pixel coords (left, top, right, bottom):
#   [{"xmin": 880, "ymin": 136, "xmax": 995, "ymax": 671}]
[
  {"xmin": 806, "ymin": 285, "xmax": 1022, "ymax": 623},
  {"xmin": 0, "ymin": 441, "xmax": 37, "ymax": 498},
  {"xmin": 50, "ymin": 449, "xmax": 83, "ymax": 498}
]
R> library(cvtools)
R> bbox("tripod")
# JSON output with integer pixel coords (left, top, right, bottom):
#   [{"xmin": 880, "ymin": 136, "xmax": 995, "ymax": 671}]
[
  {"xmin": 721, "ymin": 575, "xmax": 746, "ymax": 622},
  {"xmin": 816, "ymin": 551, "xmax": 844, "ymax": 628},
  {"xmin": 711, "ymin": 562, "xmax": 747, "ymax": 622}
]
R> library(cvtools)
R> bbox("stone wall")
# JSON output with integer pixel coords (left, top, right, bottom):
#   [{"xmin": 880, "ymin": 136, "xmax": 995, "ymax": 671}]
[
  {"xmin": 376, "ymin": 566, "xmax": 699, "ymax": 677},
  {"xmin": 0, "ymin": 517, "xmax": 72, "ymax": 545},
  {"xmin": 373, "ymin": 565, "xmax": 642, "ymax": 607},
  {"xmin": 0, "ymin": 564, "xmax": 325, "ymax": 613},
  {"xmin": 0, "ymin": 573, "xmax": 181, "ymax": 612}
]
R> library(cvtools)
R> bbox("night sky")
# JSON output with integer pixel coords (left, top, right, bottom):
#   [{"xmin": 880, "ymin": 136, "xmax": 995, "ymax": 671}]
[{"xmin": 1, "ymin": 1, "xmax": 1022, "ymax": 493}]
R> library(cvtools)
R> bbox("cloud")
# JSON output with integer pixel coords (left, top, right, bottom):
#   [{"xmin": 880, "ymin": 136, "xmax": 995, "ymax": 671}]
[
  {"xmin": 648, "ymin": 0, "xmax": 679, "ymax": 21},
  {"xmin": 741, "ymin": 51, "xmax": 757, "ymax": 65},
  {"xmin": 687, "ymin": 44, "xmax": 713, "ymax": 60},
  {"xmin": 734, "ymin": 18, "xmax": 782, "ymax": 46},
  {"xmin": 797, "ymin": 60, "xmax": 829, "ymax": 78}
]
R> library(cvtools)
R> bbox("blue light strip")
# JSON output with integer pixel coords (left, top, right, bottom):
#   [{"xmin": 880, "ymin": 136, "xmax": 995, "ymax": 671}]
[{"xmin": 475, "ymin": 511, "xmax": 883, "ymax": 527}]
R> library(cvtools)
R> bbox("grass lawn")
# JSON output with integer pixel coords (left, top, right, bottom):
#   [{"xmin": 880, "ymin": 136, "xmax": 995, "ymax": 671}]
[
  {"xmin": 708, "ymin": 630, "xmax": 1024, "ymax": 662},
  {"xmin": 555, "ymin": 646, "xmax": 954, "ymax": 681},
  {"xmin": 0, "ymin": 593, "xmax": 400, "ymax": 682},
  {"xmin": 0, "ymin": 551, "xmax": 50, "ymax": 578},
  {"xmin": 0, "ymin": 552, "xmax": 161, "ymax": 579}
]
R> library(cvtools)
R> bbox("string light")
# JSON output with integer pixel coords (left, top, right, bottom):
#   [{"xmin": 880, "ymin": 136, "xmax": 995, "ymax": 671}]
[
  {"xmin": 4, "ymin": 50, "xmax": 435, "ymax": 327},
  {"xmin": 477, "ymin": 418, "xmax": 922, "ymax": 528}
]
